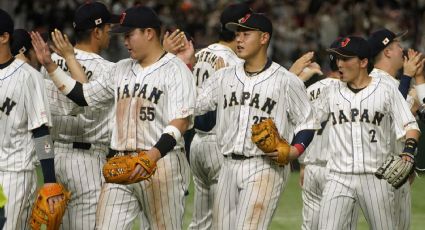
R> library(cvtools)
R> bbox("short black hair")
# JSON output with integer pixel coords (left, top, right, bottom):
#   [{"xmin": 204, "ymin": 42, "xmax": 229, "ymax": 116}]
[
  {"xmin": 218, "ymin": 29, "xmax": 235, "ymax": 42},
  {"xmin": 74, "ymin": 23, "xmax": 108, "ymax": 43}
]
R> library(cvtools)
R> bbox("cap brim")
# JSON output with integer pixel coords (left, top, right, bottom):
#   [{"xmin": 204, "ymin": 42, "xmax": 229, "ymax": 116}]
[
  {"xmin": 225, "ymin": 22, "xmax": 259, "ymax": 32},
  {"xmin": 395, "ymin": 30, "xmax": 408, "ymax": 39},
  {"xmin": 107, "ymin": 14, "xmax": 120, "ymax": 24},
  {"xmin": 326, "ymin": 48, "xmax": 357, "ymax": 58},
  {"xmin": 110, "ymin": 25, "xmax": 134, "ymax": 34}
]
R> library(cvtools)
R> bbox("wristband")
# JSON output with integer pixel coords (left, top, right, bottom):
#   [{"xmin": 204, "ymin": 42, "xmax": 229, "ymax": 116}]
[
  {"xmin": 293, "ymin": 143, "xmax": 305, "ymax": 156},
  {"xmin": 49, "ymin": 67, "xmax": 76, "ymax": 95},
  {"xmin": 154, "ymin": 133, "xmax": 177, "ymax": 157},
  {"xmin": 402, "ymin": 138, "xmax": 418, "ymax": 156}
]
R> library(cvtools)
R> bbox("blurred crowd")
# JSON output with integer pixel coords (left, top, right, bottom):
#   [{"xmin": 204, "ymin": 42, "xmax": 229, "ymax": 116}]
[{"xmin": 1, "ymin": 0, "xmax": 425, "ymax": 73}]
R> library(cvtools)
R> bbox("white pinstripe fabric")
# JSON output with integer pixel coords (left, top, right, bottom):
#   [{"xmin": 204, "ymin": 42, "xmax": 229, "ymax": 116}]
[
  {"xmin": 75, "ymin": 53, "xmax": 195, "ymax": 229},
  {"xmin": 370, "ymin": 68, "xmax": 413, "ymax": 230},
  {"xmin": 0, "ymin": 59, "xmax": 51, "ymax": 230},
  {"xmin": 95, "ymin": 149, "xmax": 190, "ymax": 230},
  {"xmin": 196, "ymin": 61, "xmax": 318, "ymax": 229},
  {"xmin": 189, "ymin": 43, "xmax": 242, "ymax": 230},
  {"xmin": 41, "ymin": 49, "xmax": 114, "ymax": 230},
  {"xmin": 313, "ymin": 76, "xmax": 419, "ymax": 229}
]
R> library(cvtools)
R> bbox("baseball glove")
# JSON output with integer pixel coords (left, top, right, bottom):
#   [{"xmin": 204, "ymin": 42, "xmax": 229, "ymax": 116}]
[
  {"xmin": 29, "ymin": 183, "xmax": 70, "ymax": 230},
  {"xmin": 251, "ymin": 118, "xmax": 291, "ymax": 166},
  {"xmin": 102, "ymin": 151, "xmax": 157, "ymax": 184},
  {"xmin": 375, "ymin": 153, "xmax": 415, "ymax": 189}
]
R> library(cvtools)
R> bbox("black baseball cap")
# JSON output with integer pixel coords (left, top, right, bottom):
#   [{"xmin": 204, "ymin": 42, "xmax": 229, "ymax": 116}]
[
  {"xmin": 73, "ymin": 1, "xmax": 119, "ymax": 31},
  {"xmin": 327, "ymin": 36, "xmax": 370, "ymax": 59},
  {"xmin": 220, "ymin": 3, "xmax": 252, "ymax": 30},
  {"xmin": 111, "ymin": 6, "xmax": 161, "ymax": 34},
  {"xmin": 11, "ymin": 29, "xmax": 32, "ymax": 55},
  {"xmin": 225, "ymin": 13, "xmax": 273, "ymax": 36},
  {"xmin": 367, "ymin": 28, "xmax": 407, "ymax": 58},
  {"xmin": 0, "ymin": 9, "xmax": 14, "ymax": 35}
]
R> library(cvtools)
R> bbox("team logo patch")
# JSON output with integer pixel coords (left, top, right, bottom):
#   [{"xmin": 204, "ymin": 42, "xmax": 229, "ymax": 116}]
[
  {"xmin": 382, "ymin": 37, "xmax": 390, "ymax": 45},
  {"xmin": 44, "ymin": 141, "xmax": 52, "ymax": 154},
  {"xmin": 95, "ymin": 18, "xmax": 102, "ymax": 25},
  {"xmin": 239, "ymin": 14, "xmax": 251, "ymax": 23},
  {"xmin": 120, "ymin": 12, "xmax": 126, "ymax": 24},
  {"xmin": 340, "ymin": 37, "xmax": 350, "ymax": 47},
  {"xmin": 19, "ymin": 47, "xmax": 27, "ymax": 54}
]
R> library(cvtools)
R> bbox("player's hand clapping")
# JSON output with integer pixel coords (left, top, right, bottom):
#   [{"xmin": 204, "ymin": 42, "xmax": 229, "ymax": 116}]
[
  {"xmin": 404, "ymin": 49, "xmax": 423, "ymax": 77},
  {"xmin": 30, "ymin": 31, "xmax": 55, "ymax": 71}
]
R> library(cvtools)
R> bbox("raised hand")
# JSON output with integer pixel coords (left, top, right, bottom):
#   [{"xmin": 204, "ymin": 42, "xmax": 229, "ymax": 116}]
[
  {"xmin": 289, "ymin": 51, "xmax": 314, "ymax": 76},
  {"xmin": 50, "ymin": 29, "xmax": 74, "ymax": 60},
  {"xmin": 162, "ymin": 29, "xmax": 185, "ymax": 55},
  {"xmin": 404, "ymin": 49, "xmax": 423, "ymax": 77},
  {"xmin": 30, "ymin": 31, "xmax": 54, "ymax": 69},
  {"xmin": 176, "ymin": 34, "xmax": 195, "ymax": 66}
]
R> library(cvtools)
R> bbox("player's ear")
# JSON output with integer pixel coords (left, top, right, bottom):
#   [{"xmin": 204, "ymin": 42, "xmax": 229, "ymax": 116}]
[
  {"xmin": 144, "ymin": 28, "xmax": 156, "ymax": 41},
  {"xmin": 359, "ymin": 58, "xmax": 369, "ymax": 68},
  {"xmin": 0, "ymin": 32, "xmax": 11, "ymax": 45},
  {"xmin": 92, "ymin": 27, "xmax": 102, "ymax": 41},
  {"xmin": 260, "ymin": 32, "xmax": 270, "ymax": 45}
]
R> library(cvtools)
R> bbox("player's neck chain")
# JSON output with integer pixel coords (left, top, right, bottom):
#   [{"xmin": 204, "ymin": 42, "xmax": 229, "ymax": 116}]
[
  {"xmin": 245, "ymin": 58, "xmax": 272, "ymax": 77},
  {"xmin": 347, "ymin": 84, "xmax": 366, "ymax": 93},
  {"xmin": 0, "ymin": 57, "xmax": 15, "ymax": 70}
]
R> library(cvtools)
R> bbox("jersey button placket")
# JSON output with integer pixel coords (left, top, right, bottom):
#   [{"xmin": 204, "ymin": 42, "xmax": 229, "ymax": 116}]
[
  {"xmin": 352, "ymin": 98, "xmax": 363, "ymax": 172},
  {"xmin": 236, "ymin": 81, "xmax": 253, "ymax": 155}
]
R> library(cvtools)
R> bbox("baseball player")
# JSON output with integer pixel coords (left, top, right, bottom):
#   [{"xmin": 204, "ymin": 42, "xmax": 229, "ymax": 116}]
[
  {"xmin": 195, "ymin": 13, "xmax": 318, "ymax": 229},
  {"xmin": 188, "ymin": 3, "xmax": 251, "ymax": 230},
  {"xmin": 367, "ymin": 28, "xmax": 424, "ymax": 230},
  {"xmin": 315, "ymin": 36, "xmax": 420, "ymax": 230},
  {"xmin": 296, "ymin": 39, "xmax": 359, "ymax": 230},
  {"xmin": 38, "ymin": 2, "xmax": 119, "ymax": 229},
  {"xmin": 0, "ymin": 8, "xmax": 64, "ymax": 230},
  {"xmin": 31, "ymin": 5, "xmax": 196, "ymax": 230}
]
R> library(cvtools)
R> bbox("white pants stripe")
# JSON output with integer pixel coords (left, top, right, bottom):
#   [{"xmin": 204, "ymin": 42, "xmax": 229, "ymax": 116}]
[
  {"xmin": 54, "ymin": 144, "xmax": 106, "ymax": 230},
  {"xmin": 188, "ymin": 134, "xmax": 223, "ymax": 230},
  {"xmin": 0, "ymin": 170, "xmax": 37, "ymax": 230},
  {"xmin": 95, "ymin": 150, "xmax": 190, "ymax": 230},
  {"xmin": 212, "ymin": 156, "xmax": 290, "ymax": 230},
  {"xmin": 319, "ymin": 172, "xmax": 396, "ymax": 230}
]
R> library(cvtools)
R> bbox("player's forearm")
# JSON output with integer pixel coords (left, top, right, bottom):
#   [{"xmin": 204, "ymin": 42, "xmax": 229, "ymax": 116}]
[
  {"xmin": 63, "ymin": 55, "xmax": 89, "ymax": 83},
  {"xmin": 49, "ymin": 67, "xmax": 88, "ymax": 106},
  {"xmin": 32, "ymin": 125, "xmax": 57, "ymax": 183},
  {"xmin": 405, "ymin": 129, "xmax": 420, "ymax": 142}
]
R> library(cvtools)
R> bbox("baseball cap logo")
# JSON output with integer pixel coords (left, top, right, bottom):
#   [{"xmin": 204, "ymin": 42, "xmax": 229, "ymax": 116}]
[
  {"xmin": 382, "ymin": 37, "xmax": 390, "ymax": 45},
  {"xmin": 120, "ymin": 12, "xmax": 126, "ymax": 24},
  {"xmin": 341, "ymin": 37, "xmax": 351, "ymax": 47},
  {"xmin": 239, "ymin": 13, "xmax": 251, "ymax": 23},
  {"xmin": 95, "ymin": 18, "xmax": 102, "ymax": 25}
]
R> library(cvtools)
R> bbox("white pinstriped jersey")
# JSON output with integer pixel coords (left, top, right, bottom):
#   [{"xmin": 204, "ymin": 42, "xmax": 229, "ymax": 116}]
[
  {"xmin": 193, "ymin": 43, "xmax": 242, "ymax": 134},
  {"xmin": 0, "ymin": 59, "xmax": 51, "ymax": 171},
  {"xmin": 301, "ymin": 78, "xmax": 338, "ymax": 165},
  {"xmin": 41, "ymin": 49, "xmax": 114, "ymax": 146},
  {"xmin": 196, "ymin": 62, "xmax": 319, "ymax": 157},
  {"xmin": 81, "ymin": 53, "xmax": 196, "ymax": 151},
  {"xmin": 313, "ymin": 77, "xmax": 419, "ymax": 173},
  {"xmin": 194, "ymin": 43, "xmax": 243, "ymax": 87}
]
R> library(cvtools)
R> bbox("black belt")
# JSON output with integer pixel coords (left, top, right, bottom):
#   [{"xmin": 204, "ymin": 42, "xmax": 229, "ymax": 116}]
[
  {"xmin": 72, "ymin": 142, "xmax": 91, "ymax": 150},
  {"xmin": 225, "ymin": 153, "xmax": 254, "ymax": 160}
]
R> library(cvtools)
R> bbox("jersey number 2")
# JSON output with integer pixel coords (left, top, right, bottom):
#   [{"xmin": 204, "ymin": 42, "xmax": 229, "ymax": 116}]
[{"xmin": 369, "ymin": 129, "xmax": 377, "ymax": 143}]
